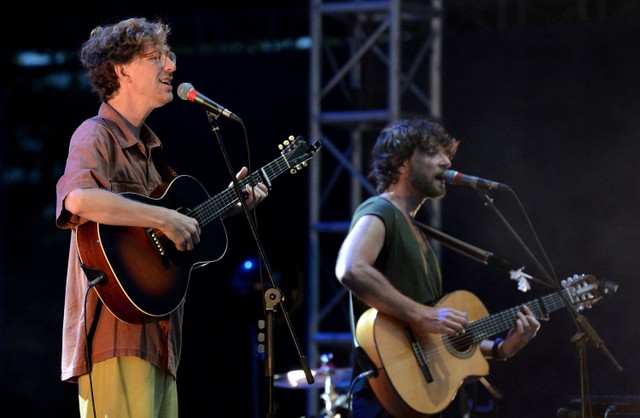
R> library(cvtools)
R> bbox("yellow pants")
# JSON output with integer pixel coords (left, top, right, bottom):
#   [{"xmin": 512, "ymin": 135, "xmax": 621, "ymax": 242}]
[{"xmin": 78, "ymin": 357, "xmax": 178, "ymax": 418}]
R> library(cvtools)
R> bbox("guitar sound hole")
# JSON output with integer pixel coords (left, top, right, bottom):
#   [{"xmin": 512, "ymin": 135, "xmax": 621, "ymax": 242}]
[{"xmin": 443, "ymin": 333, "xmax": 476, "ymax": 358}]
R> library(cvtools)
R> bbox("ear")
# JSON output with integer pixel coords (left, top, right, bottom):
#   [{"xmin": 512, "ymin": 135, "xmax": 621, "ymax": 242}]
[
  {"xmin": 114, "ymin": 63, "xmax": 129, "ymax": 80},
  {"xmin": 398, "ymin": 159, "xmax": 409, "ymax": 174}
]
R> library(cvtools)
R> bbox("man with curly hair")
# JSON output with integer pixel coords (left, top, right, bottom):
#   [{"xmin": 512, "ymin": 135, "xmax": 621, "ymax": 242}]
[
  {"xmin": 335, "ymin": 119, "xmax": 541, "ymax": 417},
  {"xmin": 55, "ymin": 17, "xmax": 268, "ymax": 418}
]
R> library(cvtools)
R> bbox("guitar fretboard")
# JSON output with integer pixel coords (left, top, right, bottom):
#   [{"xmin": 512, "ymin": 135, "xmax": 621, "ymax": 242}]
[
  {"xmin": 446, "ymin": 276, "xmax": 598, "ymax": 351},
  {"xmin": 188, "ymin": 153, "xmax": 292, "ymax": 226}
]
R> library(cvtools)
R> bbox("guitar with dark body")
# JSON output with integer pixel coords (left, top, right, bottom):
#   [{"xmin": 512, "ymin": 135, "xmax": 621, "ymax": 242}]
[{"xmin": 76, "ymin": 136, "xmax": 321, "ymax": 324}]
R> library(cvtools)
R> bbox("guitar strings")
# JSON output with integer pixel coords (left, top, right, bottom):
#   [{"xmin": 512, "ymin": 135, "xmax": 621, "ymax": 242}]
[
  {"xmin": 186, "ymin": 152, "xmax": 291, "ymax": 225},
  {"xmin": 377, "ymin": 286, "xmax": 583, "ymax": 366}
]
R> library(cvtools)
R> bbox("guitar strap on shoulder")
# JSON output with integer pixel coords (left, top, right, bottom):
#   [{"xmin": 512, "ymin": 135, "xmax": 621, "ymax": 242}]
[
  {"xmin": 151, "ymin": 148, "xmax": 179, "ymax": 182},
  {"xmin": 93, "ymin": 114, "xmax": 178, "ymax": 183}
]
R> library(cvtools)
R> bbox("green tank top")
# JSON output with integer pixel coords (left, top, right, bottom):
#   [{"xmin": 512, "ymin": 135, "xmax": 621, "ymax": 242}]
[
  {"xmin": 348, "ymin": 195, "xmax": 444, "ymax": 391},
  {"xmin": 350, "ymin": 195, "xmax": 443, "ymax": 320}
]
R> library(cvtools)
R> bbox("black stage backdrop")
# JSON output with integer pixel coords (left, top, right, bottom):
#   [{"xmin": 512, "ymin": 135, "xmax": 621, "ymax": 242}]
[{"xmin": 1, "ymin": 11, "xmax": 639, "ymax": 418}]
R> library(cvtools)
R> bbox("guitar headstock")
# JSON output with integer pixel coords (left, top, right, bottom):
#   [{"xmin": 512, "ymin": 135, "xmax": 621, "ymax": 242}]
[
  {"xmin": 279, "ymin": 135, "xmax": 322, "ymax": 174},
  {"xmin": 562, "ymin": 274, "xmax": 613, "ymax": 310}
]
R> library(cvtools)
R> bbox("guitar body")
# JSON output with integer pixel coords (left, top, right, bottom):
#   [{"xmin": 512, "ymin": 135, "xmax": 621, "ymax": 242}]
[
  {"xmin": 76, "ymin": 175, "xmax": 228, "ymax": 324},
  {"xmin": 356, "ymin": 275, "xmax": 603, "ymax": 418},
  {"xmin": 75, "ymin": 136, "xmax": 322, "ymax": 324},
  {"xmin": 356, "ymin": 291, "xmax": 492, "ymax": 418}
]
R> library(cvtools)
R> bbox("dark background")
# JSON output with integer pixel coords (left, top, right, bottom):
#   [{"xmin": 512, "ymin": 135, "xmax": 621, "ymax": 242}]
[{"xmin": 2, "ymin": 2, "xmax": 639, "ymax": 417}]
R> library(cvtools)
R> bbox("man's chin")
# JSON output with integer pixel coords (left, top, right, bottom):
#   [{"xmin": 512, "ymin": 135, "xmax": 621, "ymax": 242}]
[{"xmin": 429, "ymin": 186, "xmax": 446, "ymax": 199}]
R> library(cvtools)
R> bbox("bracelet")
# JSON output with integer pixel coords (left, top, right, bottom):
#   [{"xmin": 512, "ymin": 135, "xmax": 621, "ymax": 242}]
[{"xmin": 492, "ymin": 338, "xmax": 506, "ymax": 361}]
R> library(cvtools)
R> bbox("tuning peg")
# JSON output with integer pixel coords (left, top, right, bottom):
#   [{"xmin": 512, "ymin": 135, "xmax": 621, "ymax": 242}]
[
  {"xmin": 601, "ymin": 280, "xmax": 619, "ymax": 297},
  {"xmin": 561, "ymin": 273, "xmax": 585, "ymax": 288}
]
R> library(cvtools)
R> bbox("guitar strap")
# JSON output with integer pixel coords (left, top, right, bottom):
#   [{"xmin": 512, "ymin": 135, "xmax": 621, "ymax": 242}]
[
  {"xmin": 152, "ymin": 147, "xmax": 179, "ymax": 182},
  {"xmin": 73, "ymin": 116, "xmax": 171, "ymax": 365},
  {"xmin": 93, "ymin": 114, "xmax": 179, "ymax": 183}
]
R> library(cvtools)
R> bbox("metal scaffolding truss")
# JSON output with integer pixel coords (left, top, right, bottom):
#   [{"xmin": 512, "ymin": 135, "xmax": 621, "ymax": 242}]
[
  {"xmin": 306, "ymin": 0, "xmax": 443, "ymax": 415},
  {"xmin": 304, "ymin": 0, "xmax": 639, "ymax": 416}
]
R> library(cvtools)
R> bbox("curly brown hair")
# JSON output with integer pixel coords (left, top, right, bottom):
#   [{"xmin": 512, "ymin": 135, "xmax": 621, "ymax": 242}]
[
  {"xmin": 80, "ymin": 17, "xmax": 171, "ymax": 102},
  {"xmin": 368, "ymin": 119, "xmax": 459, "ymax": 193}
]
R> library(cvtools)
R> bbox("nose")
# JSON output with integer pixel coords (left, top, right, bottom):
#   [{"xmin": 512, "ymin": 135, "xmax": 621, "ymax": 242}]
[
  {"xmin": 439, "ymin": 153, "xmax": 452, "ymax": 167},
  {"xmin": 165, "ymin": 57, "xmax": 176, "ymax": 72}
]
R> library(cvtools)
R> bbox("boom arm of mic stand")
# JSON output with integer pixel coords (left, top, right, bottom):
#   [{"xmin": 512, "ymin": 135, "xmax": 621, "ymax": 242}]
[
  {"xmin": 473, "ymin": 189, "xmax": 623, "ymax": 377},
  {"xmin": 412, "ymin": 220, "xmax": 551, "ymax": 288}
]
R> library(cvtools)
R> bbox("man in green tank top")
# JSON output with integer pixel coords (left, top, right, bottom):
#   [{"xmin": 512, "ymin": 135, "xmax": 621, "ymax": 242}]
[{"xmin": 335, "ymin": 119, "xmax": 541, "ymax": 418}]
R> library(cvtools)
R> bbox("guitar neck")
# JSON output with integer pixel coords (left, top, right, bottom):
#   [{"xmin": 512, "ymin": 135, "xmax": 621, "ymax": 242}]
[
  {"xmin": 188, "ymin": 155, "xmax": 289, "ymax": 227},
  {"xmin": 468, "ymin": 290, "xmax": 569, "ymax": 343}
]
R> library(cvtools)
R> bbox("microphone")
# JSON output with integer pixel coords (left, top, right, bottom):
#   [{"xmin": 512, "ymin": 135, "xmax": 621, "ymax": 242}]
[
  {"xmin": 443, "ymin": 170, "xmax": 510, "ymax": 191},
  {"xmin": 177, "ymin": 82, "xmax": 241, "ymax": 122}
]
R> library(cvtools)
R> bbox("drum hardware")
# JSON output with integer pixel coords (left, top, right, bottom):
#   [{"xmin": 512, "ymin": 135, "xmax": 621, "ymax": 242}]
[{"xmin": 274, "ymin": 353, "xmax": 352, "ymax": 418}]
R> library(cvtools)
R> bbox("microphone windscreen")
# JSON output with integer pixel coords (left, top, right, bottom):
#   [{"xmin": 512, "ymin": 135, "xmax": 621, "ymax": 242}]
[{"xmin": 177, "ymin": 83, "xmax": 194, "ymax": 100}]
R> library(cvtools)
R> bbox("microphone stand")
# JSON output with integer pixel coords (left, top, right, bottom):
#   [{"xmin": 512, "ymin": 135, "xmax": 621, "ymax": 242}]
[
  {"xmin": 205, "ymin": 113, "xmax": 313, "ymax": 418},
  {"xmin": 462, "ymin": 188, "xmax": 622, "ymax": 418},
  {"xmin": 412, "ymin": 219, "xmax": 553, "ymax": 289},
  {"xmin": 417, "ymin": 188, "xmax": 622, "ymax": 416}
]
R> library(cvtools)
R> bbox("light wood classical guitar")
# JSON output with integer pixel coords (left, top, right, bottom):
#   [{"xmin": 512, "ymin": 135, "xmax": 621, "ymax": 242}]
[
  {"xmin": 355, "ymin": 274, "xmax": 605, "ymax": 418},
  {"xmin": 76, "ymin": 136, "xmax": 321, "ymax": 324}
]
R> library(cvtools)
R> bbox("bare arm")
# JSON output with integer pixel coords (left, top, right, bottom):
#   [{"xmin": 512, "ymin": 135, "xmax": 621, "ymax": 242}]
[{"xmin": 335, "ymin": 215, "xmax": 468, "ymax": 335}]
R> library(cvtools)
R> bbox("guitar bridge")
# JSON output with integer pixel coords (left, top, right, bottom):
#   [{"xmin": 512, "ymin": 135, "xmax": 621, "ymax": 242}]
[
  {"xmin": 404, "ymin": 326, "xmax": 434, "ymax": 383},
  {"xmin": 146, "ymin": 228, "xmax": 166, "ymax": 256}
]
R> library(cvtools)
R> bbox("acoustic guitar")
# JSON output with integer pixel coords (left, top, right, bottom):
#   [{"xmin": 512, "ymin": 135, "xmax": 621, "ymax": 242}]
[
  {"xmin": 355, "ymin": 274, "xmax": 605, "ymax": 418},
  {"xmin": 76, "ymin": 136, "xmax": 321, "ymax": 324}
]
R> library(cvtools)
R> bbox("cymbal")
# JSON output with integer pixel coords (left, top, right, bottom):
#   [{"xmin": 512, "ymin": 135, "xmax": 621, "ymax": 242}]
[{"xmin": 274, "ymin": 366, "xmax": 352, "ymax": 389}]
